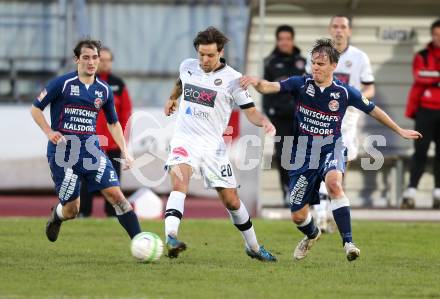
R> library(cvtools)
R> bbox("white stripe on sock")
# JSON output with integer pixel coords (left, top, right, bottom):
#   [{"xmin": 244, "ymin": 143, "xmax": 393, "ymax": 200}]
[
  {"xmin": 56, "ymin": 203, "xmax": 65, "ymax": 221},
  {"xmin": 330, "ymin": 196, "xmax": 350, "ymax": 211},
  {"xmin": 297, "ymin": 212, "xmax": 312, "ymax": 227}
]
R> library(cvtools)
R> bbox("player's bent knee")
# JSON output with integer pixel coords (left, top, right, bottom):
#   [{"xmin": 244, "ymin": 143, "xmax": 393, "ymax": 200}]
[
  {"xmin": 171, "ymin": 182, "xmax": 188, "ymax": 193},
  {"xmin": 64, "ymin": 204, "xmax": 79, "ymax": 219},
  {"xmin": 326, "ymin": 180, "xmax": 343, "ymax": 197},
  {"xmin": 103, "ymin": 188, "xmax": 124, "ymax": 204},
  {"xmin": 225, "ymin": 197, "xmax": 240, "ymax": 210},
  {"xmin": 292, "ymin": 212, "xmax": 307, "ymax": 224}
]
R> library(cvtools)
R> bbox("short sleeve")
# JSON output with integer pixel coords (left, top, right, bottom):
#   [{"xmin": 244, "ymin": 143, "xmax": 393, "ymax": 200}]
[
  {"xmin": 230, "ymin": 78, "xmax": 255, "ymax": 109},
  {"xmin": 102, "ymin": 90, "xmax": 118, "ymax": 124},
  {"xmin": 348, "ymin": 86, "xmax": 375, "ymax": 114},
  {"xmin": 360, "ymin": 52, "xmax": 375, "ymax": 84},
  {"xmin": 279, "ymin": 76, "xmax": 305, "ymax": 94},
  {"xmin": 32, "ymin": 78, "xmax": 62, "ymax": 110}
]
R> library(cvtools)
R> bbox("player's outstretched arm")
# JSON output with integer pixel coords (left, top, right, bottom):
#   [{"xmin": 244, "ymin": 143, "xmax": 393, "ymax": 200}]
[
  {"xmin": 239, "ymin": 76, "xmax": 281, "ymax": 94},
  {"xmin": 369, "ymin": 106, "xmax": 423, "ymax": 140},
  {"xmin": 164, "ymin": 78, "xmax": 183, "ymax": 116},
  {"xmin": 30, "ymin": 105, "xmax": 66, "ymax": 144},
  {"xmin": 107, "ymin": 122, "xmax": 134, "ymax": 170},
  {"xmin": 242, "ymin": 106, "xmax": 276, "ymax": 136}
]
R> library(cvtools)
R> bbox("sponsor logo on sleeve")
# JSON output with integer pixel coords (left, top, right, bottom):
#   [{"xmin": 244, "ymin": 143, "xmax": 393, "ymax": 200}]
[
  {"xmin": 362, "ymin": 96, "xmax": 370, "ymax": 105},
  {"xmin": 244, "ymin": 89, "xmax": 251, "ymax": 98},
  {"xmin": 37, "ymin": 89, "xmax": 47, "ymax": 101}
]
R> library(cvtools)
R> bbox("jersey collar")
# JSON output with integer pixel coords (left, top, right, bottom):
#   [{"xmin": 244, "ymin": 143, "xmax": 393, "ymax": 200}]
[
  {"xmin": 74, "ymin": 71, "xmax": 99, "ymax": 86},
  {"xmin": 198, "ymin": 58, "xmax": 227, "ymax": 75}
]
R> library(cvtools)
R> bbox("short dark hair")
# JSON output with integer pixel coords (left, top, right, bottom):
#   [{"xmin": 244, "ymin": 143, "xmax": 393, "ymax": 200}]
[
  {"xmin": 431, "ymin": 18, "xmax": 440, "ymax": 34},
  {"xmin": 330, "ymin": 15, "xmax": 353, "ymax": 28},
  {"xmin": 276, "ymin": 25, "xmax": 295, "ymax": 39},
  {"xmin": 311, "ymin": 38, "xmax": 340, "ymax": 64},
  {"xmin": 193, "ymin": 26, "xmax": 229, "ymax": 52},
  {"xmin": 73, "ymin": 38, "xmax": 102, "ymax": 59}
]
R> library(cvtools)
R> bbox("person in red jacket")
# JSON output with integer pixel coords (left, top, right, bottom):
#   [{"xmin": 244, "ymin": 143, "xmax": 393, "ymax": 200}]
[
  {"xmin": 79, "ymin": 47, "xmax": 133, "ymax": 217},
  {"xmin": 402, "ymin": 19, "xmax": 440, "ymax": 209}
]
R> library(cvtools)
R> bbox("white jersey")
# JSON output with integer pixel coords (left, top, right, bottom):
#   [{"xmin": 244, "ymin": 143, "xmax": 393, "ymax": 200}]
[
  {"xmin": 173, "ymin": 58, "xmax": 254, "ymax": 149},
  {"xmin": 334, "ymin": 45, "xmax": 374, "ymax": 89}
]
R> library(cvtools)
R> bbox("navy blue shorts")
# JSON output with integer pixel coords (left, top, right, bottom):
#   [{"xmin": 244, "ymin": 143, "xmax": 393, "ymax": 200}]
[
  {"xmin": 48, "ymin": 150, "xmax": 120, "ymax": 205},
  {"xmin": 288, "ymin": 150, "xmax": 346, "ymax": 212}
]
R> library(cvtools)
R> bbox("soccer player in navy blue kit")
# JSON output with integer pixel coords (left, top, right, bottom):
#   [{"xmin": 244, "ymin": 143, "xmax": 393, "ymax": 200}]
[
  {"xmin": 240, "ymin": 39, "xmax": 422, "ymax": 261},
  {"xmin": 31, "ymin": 39, "xmax": 142, "ymax": 243}
]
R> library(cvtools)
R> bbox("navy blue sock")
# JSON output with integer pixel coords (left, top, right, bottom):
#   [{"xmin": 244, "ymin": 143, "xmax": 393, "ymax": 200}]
[
  {"xmin": 117, "ymin": 210, "xmax": 141, "ymax": 239},
  {"xmin": 332, "ymin": 206, "xmax": 352, "ymax": 245},
  {"xmin": 296, "ymin": 217, "xmax": 319, "ymax": 239}
]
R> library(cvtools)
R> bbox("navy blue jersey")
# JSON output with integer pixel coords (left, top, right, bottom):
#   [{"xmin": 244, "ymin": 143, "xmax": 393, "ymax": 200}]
[
  {"xmin": 33, "ymin": 71, "xmax": 121, "ymax": 203},
  {"xmin": 279, "ymin": 75, "xmax": 375, "ymax": 163},
  {"xmin": 33, "ymin": 71, "xmax": 118, "ymax": 143}
]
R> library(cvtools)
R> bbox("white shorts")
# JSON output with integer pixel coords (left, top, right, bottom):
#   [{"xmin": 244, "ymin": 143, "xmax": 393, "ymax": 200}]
[
  {"xmin": 165, "ymin": 138, "xmax": 237, "ymax": 189},
  {"xmin": 341, "ymin": 107, "xmax": 360, "ymax": 161}
]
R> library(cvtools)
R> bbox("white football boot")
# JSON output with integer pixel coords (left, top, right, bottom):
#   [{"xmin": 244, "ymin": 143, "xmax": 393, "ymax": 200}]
[
  {"xmin": 344, "ymin": 242, "xmax": 360, "ymax": 261},
  {"xmin": 293, "ymin": 229, "xmax": 321, "ymax": 260}
]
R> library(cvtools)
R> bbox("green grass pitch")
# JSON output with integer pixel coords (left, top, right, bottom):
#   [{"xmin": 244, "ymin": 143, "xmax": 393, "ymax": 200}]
[{"xmin": 0, "ymin": 218, "xmax": 439, "ymax": 299}]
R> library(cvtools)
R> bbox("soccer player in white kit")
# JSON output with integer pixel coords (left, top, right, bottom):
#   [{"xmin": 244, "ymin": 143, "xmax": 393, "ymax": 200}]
[
  {"xmin": 162, "ymin": 27, "xmax": 277, "ymax": 262},
  {"xmin": 306, "ymin": 15, "xmax": 376, "ymax": 232}
]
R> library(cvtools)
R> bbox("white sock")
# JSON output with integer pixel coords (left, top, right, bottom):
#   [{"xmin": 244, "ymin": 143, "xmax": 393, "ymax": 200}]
[
  {"xmin": 56, "ymin": 203, "xmax": 65, "ymax": 221},
  {"xmin": 164, "ymin": 191, "xmax": 186, "ymax": 238},
  {"xmin": 297, "ymin": 212, "xmax": 312, "ymax": 227},
  {"xmin": 228, "ymin": 201, "xmax": 259, "ymax": 252},
  {"xmin": 330, "ymin": 196, "xmax": 350, "ymax": 210}
]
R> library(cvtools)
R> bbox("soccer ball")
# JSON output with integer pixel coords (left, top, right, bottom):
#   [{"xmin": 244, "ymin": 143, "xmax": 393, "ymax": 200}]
[{"xmin": 130, "ymin": 232, "xmax": 164, "ymax": 262}]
